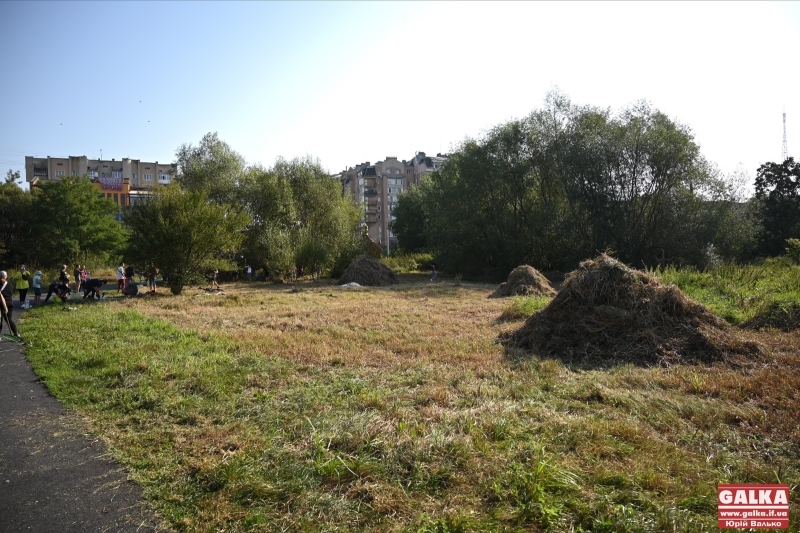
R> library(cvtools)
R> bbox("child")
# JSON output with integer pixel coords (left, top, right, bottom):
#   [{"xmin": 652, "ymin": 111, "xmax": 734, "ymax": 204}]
[{"xmin": 32, "ymin": 270, "xmax": 42, "ymax": 305}]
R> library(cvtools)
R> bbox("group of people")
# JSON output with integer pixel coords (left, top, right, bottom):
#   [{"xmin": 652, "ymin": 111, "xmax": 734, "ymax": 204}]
[{"xmin": 118, "ymin": 262, "xmax": 159, "ymax": 297}]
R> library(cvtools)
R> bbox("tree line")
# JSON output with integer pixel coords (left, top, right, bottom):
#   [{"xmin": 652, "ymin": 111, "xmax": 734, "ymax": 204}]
[
  {"xmin": 0, "ymin": 133, "xmax": 363, "ymax": 294},
  {"xmin": 391, "ymin": 92, "xmax": 799, "ymax": 278}
]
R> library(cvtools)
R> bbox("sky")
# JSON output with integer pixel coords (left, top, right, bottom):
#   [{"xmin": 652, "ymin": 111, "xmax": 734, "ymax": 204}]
[{"xmin": 1, "ymin": 1, "xmax": 799, "ymax": 193}]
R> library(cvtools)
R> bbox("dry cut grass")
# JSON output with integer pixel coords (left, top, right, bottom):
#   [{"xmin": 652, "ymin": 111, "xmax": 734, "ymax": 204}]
[{"xmin": 20, "ymin": 273, "xmax": 800, "ymax": 532}]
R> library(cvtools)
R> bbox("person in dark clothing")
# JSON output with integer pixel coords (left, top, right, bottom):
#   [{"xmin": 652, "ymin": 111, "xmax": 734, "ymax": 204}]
[
  {"xmin": 0, "ymin": 270, "xmax": 20, "ymax": 339},
  {"xmin": 122, "ymin": 277, "xmax": 139, "ymax": 297},
  {"xmin": 58, "ymin": 265, "xmax": 70, "ymax": 287},
  {"xmin": 83, "ymin": 278, "xmax": 108, "ymax": 299},
  {"xmin": 43, "ymin": 281, "xmax": 71, "ymax": 303}
]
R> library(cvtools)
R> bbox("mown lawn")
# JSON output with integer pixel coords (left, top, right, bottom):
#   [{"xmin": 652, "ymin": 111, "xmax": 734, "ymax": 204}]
[{"xmin": 19, "ymin": 269, "xmax": 800, "ymax": 532}]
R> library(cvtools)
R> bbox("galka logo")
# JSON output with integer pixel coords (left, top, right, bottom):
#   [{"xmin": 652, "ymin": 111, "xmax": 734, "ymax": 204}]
[{"xmin": 718, "ymin": 484, "xmax": 790, "ymax": 529}]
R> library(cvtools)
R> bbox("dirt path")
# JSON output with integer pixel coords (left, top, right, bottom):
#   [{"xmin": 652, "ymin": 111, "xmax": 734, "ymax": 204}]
[{"xmin": 0, "ymin": 311, "xmax": 169, "ymax": 532}]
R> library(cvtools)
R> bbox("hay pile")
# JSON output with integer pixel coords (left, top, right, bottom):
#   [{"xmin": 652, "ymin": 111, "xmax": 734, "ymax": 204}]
[
  {"xmin": 508, "ymin": 254, "xmax": 759, "ymax": 366},
  {"xmin": 490, "ymin": 265, "xmax": 556, "ymax": 298},
  {"xmin": 338, "ymin": 255, "xmax": 398, "ymax": 286},
  {"xmin": 743, "ymin": 301, "xmax": 800, "ymax": 332}
]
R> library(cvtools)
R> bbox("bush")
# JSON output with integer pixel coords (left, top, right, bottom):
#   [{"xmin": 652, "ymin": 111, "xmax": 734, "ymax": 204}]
[
  {"xmin": 381, "ymin": 252, "xmax": 434, "ymax": 274},
  {"xmin": 786, "ymin": 238, "xmax": 800, "ymax": 264}
]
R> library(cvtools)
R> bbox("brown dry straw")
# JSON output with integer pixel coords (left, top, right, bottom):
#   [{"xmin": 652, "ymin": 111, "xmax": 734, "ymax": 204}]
[
  {"xmin": 743, "ymin": 301, "xmax": 800, "ymax": 332},
  {"xmin": 490, "ymin": 265, "xmax": 557, "ymax": 298},
  {"xmin": 338, "ymin": 255, "xmax": 399, "ymax": 286},
  {"xmin": 507, "ymin": 254, "xmax": 759, "ymax": 367}
]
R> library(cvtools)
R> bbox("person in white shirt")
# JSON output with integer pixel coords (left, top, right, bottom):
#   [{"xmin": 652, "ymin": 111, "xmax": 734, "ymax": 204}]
[{"xmin": 117, "ymin": 262, "xmax": 125, "ymax": 294}]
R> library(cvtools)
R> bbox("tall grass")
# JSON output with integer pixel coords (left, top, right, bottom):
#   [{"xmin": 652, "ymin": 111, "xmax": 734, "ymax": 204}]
[{"xmin": 653, "ymin": 258, "xmax": 800, "ymax": 325}]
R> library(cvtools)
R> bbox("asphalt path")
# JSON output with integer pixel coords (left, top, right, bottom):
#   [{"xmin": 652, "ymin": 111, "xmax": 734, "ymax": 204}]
[{"xmin": 0, "ymin": 304, "xmax": 169, "ymax": 532}]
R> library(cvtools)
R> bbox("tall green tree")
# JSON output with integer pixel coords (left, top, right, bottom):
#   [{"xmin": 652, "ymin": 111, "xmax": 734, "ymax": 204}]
[
  {"xmin": 30, "ymin": 177, "xmax": 127, "ymax": 268},
  {"xmin": 754, "ymin": 157, "xmax": 800, "ymax": 256},
  {"xmin": 390, "ymin": 181, "xmax": 430, "ymax": 253},
  {"xmin": 176, "ymin": 132, "xmax": 246, "ymax": 204},
  {"xmin": 238, "ymin": 158, "xmax": 361, "ymax": 276},
  {"xmin": 394, "ymin": 92, "xmax": 751, "ymax": 277},
  {"xmin": 0, "ymin": 181, "xmax": 34, "ymax": 265},
  {"xmin": 124, "ymin": 185, "xmax": 250, "ymax": 294}
]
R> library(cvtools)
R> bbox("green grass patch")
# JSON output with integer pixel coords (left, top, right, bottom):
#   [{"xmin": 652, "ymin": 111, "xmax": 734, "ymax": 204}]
[
  {"xmin": 497, "ymin": 295, "xmax": 551, "ymax": 321},
  {"xmin": 653, "ymin": 260, "xmax": 800, "ymax": 325}
]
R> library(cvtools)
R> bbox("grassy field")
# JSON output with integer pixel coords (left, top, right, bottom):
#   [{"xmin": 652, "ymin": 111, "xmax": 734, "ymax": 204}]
[{"xmin": 18, "ymin": 266, "xmax": 800, "ymax": 532}]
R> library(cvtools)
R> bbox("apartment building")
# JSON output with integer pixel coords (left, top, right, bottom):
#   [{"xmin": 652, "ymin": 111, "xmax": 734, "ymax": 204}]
[
  {"xmin": 339, "ymin": 152, "xmax": 448, "ymax": 250},
  {"xmin": 25, "ymin": 155, "xmax": 176, "ymax": 207}
]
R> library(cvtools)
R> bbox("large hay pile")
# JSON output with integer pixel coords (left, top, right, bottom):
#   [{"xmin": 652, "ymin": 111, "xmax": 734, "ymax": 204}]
[
  {"xmin": 490, "ymin": 265, "xmax": 556, "ymax": 298},
  {"xmin": 338, "ymin": 255, "xmax": 398, "ymax": 286},
  {"xmin": 508, "ymin": 254, "xmax": 759, "ymax": 366}
]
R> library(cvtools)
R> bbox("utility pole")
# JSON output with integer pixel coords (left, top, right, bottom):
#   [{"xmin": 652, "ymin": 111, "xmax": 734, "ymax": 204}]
[{"xmin": 782, "ymin": 109, "xmax": 789, "ymax": 162}]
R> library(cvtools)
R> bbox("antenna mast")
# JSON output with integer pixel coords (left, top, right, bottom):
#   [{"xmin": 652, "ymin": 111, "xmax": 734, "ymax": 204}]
[{"xmin": 782, "ymin": 109, "xmax": 788, "ymax": 161}]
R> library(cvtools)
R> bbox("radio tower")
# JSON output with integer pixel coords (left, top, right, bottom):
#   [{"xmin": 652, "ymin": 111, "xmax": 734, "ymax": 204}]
[{"xmin": 782, "ymin": 109, "xmax": 788, "ymax": 161}]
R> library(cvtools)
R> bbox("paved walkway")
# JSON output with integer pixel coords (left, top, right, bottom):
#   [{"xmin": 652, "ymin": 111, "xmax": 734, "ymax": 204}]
[{"xmin": 0, "ymin": 307, "xmax": 169, "ymax": 532}]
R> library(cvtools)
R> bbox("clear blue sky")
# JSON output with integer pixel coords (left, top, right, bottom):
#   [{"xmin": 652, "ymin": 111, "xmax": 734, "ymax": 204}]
[{"xmin": 2, "ymin": 1, "xmax": 798, "ymax": 193}]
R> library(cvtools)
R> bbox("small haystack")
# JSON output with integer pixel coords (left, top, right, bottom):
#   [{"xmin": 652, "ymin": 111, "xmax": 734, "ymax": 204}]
[
  {"xmin": 490, "ymin": 265, "xmax": 556, "ymax": 298},
  {"xmin": 507, "ymin": 254, "xmax": 759, "ymax": 366},
  {"xmin": 338, "ymin": 255, "xmax": 398, "ymax": 287},
  {"xmin": 743, "ymin": 301, "xmax": 800, "ymax": 332}
]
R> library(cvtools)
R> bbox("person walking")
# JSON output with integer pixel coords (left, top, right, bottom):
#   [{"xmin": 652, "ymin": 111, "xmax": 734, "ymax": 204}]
[
  {"xmin": 245, "ymin": 264, "xmax": 252, "ymax": 282},
  {"xmin": 13, "ymin": 265, "xmax": 30, "ymax": 307},
  {"xmin": 0, "ymin": 270, "xmax": 21, "ymax": 339},
  {"xmin": 430, "ymin": 263, "xmax": 437, "ymax": 281},
  {"xmin": 211, "ymin": 269, "xmax": 219, "ymax": 290},
  {"xmin": 32, "ymin": 270, "xmax": 42, "ymax": 305}
]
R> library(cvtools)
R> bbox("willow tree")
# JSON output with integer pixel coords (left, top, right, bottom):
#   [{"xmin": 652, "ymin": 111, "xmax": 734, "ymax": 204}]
[{"xmin": 124, "ymin": 185, "xmax": 250, "ymax": 294}]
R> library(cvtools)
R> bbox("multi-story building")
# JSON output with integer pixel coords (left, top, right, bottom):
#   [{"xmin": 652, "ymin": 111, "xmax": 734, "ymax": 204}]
[
  {"xmin": 25, "ymin": 155, "xmax": 176, "ymax": 207},
  {"xmin": 339, "ymin": 152, "xmax": 448, "ymax": 250}
]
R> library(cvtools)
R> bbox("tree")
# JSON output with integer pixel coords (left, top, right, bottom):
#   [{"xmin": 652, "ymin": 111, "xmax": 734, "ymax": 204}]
[
  {"xmin": 124, "ymin": 185, "xmax": 250, "ymax": 294},
  {"xmin": 175, "ymin": 132, "xmax": 246, "ymax": 204},
  {"xmin": 390, "ymin": 181, "xmax": 429, "ymax": 253},
  {"xmin": 0, "ymin": 182, "xmax": 34, "ymax": 265},
  {"xmin": 30, "ymin": 177, "xmax": 128, "ymax": 267},
  {"xmin": 754, "ymin": 157, "xmax": 800, "ymax": 256},
  {"xmin": 393, "ymin": 91, "xmax": 750, "ymax": 277},
  {"xmin": 238, "ymin": 158, "xmax": 361, "ymax": 277},
  {"xmin": 5, "ymin": 169, "xmax": 21, "ymax": 185}
]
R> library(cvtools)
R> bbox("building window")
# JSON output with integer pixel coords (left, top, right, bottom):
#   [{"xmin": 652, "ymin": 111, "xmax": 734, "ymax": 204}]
[
  {"xmin": 113, "ymin": 193, "xmax": 119, "ymax": 204},
  {"xmin": 144, "ymin": 174, "xmax": 152, "ymax": 181},
  {"xmin": 55, "ymin": 170, "xmax": 65, "ymax": 177},
  {"xmin": 88, "ymin": 170, "xmax": 98, "ymax": 178},
  {"xmin": 71, "ymin": 171, "xmax": 78, "ymax": 177},
  {"xmin": 159, "ymin": 174, "xmax": 170, "ymax": 183},
  {"xmin": 132, "ymin": 174, "xmax": 138, "ymax": 180},
  {"xmin": 112, "ymin": 171, "xmax": 123, "ymax": 178}
]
